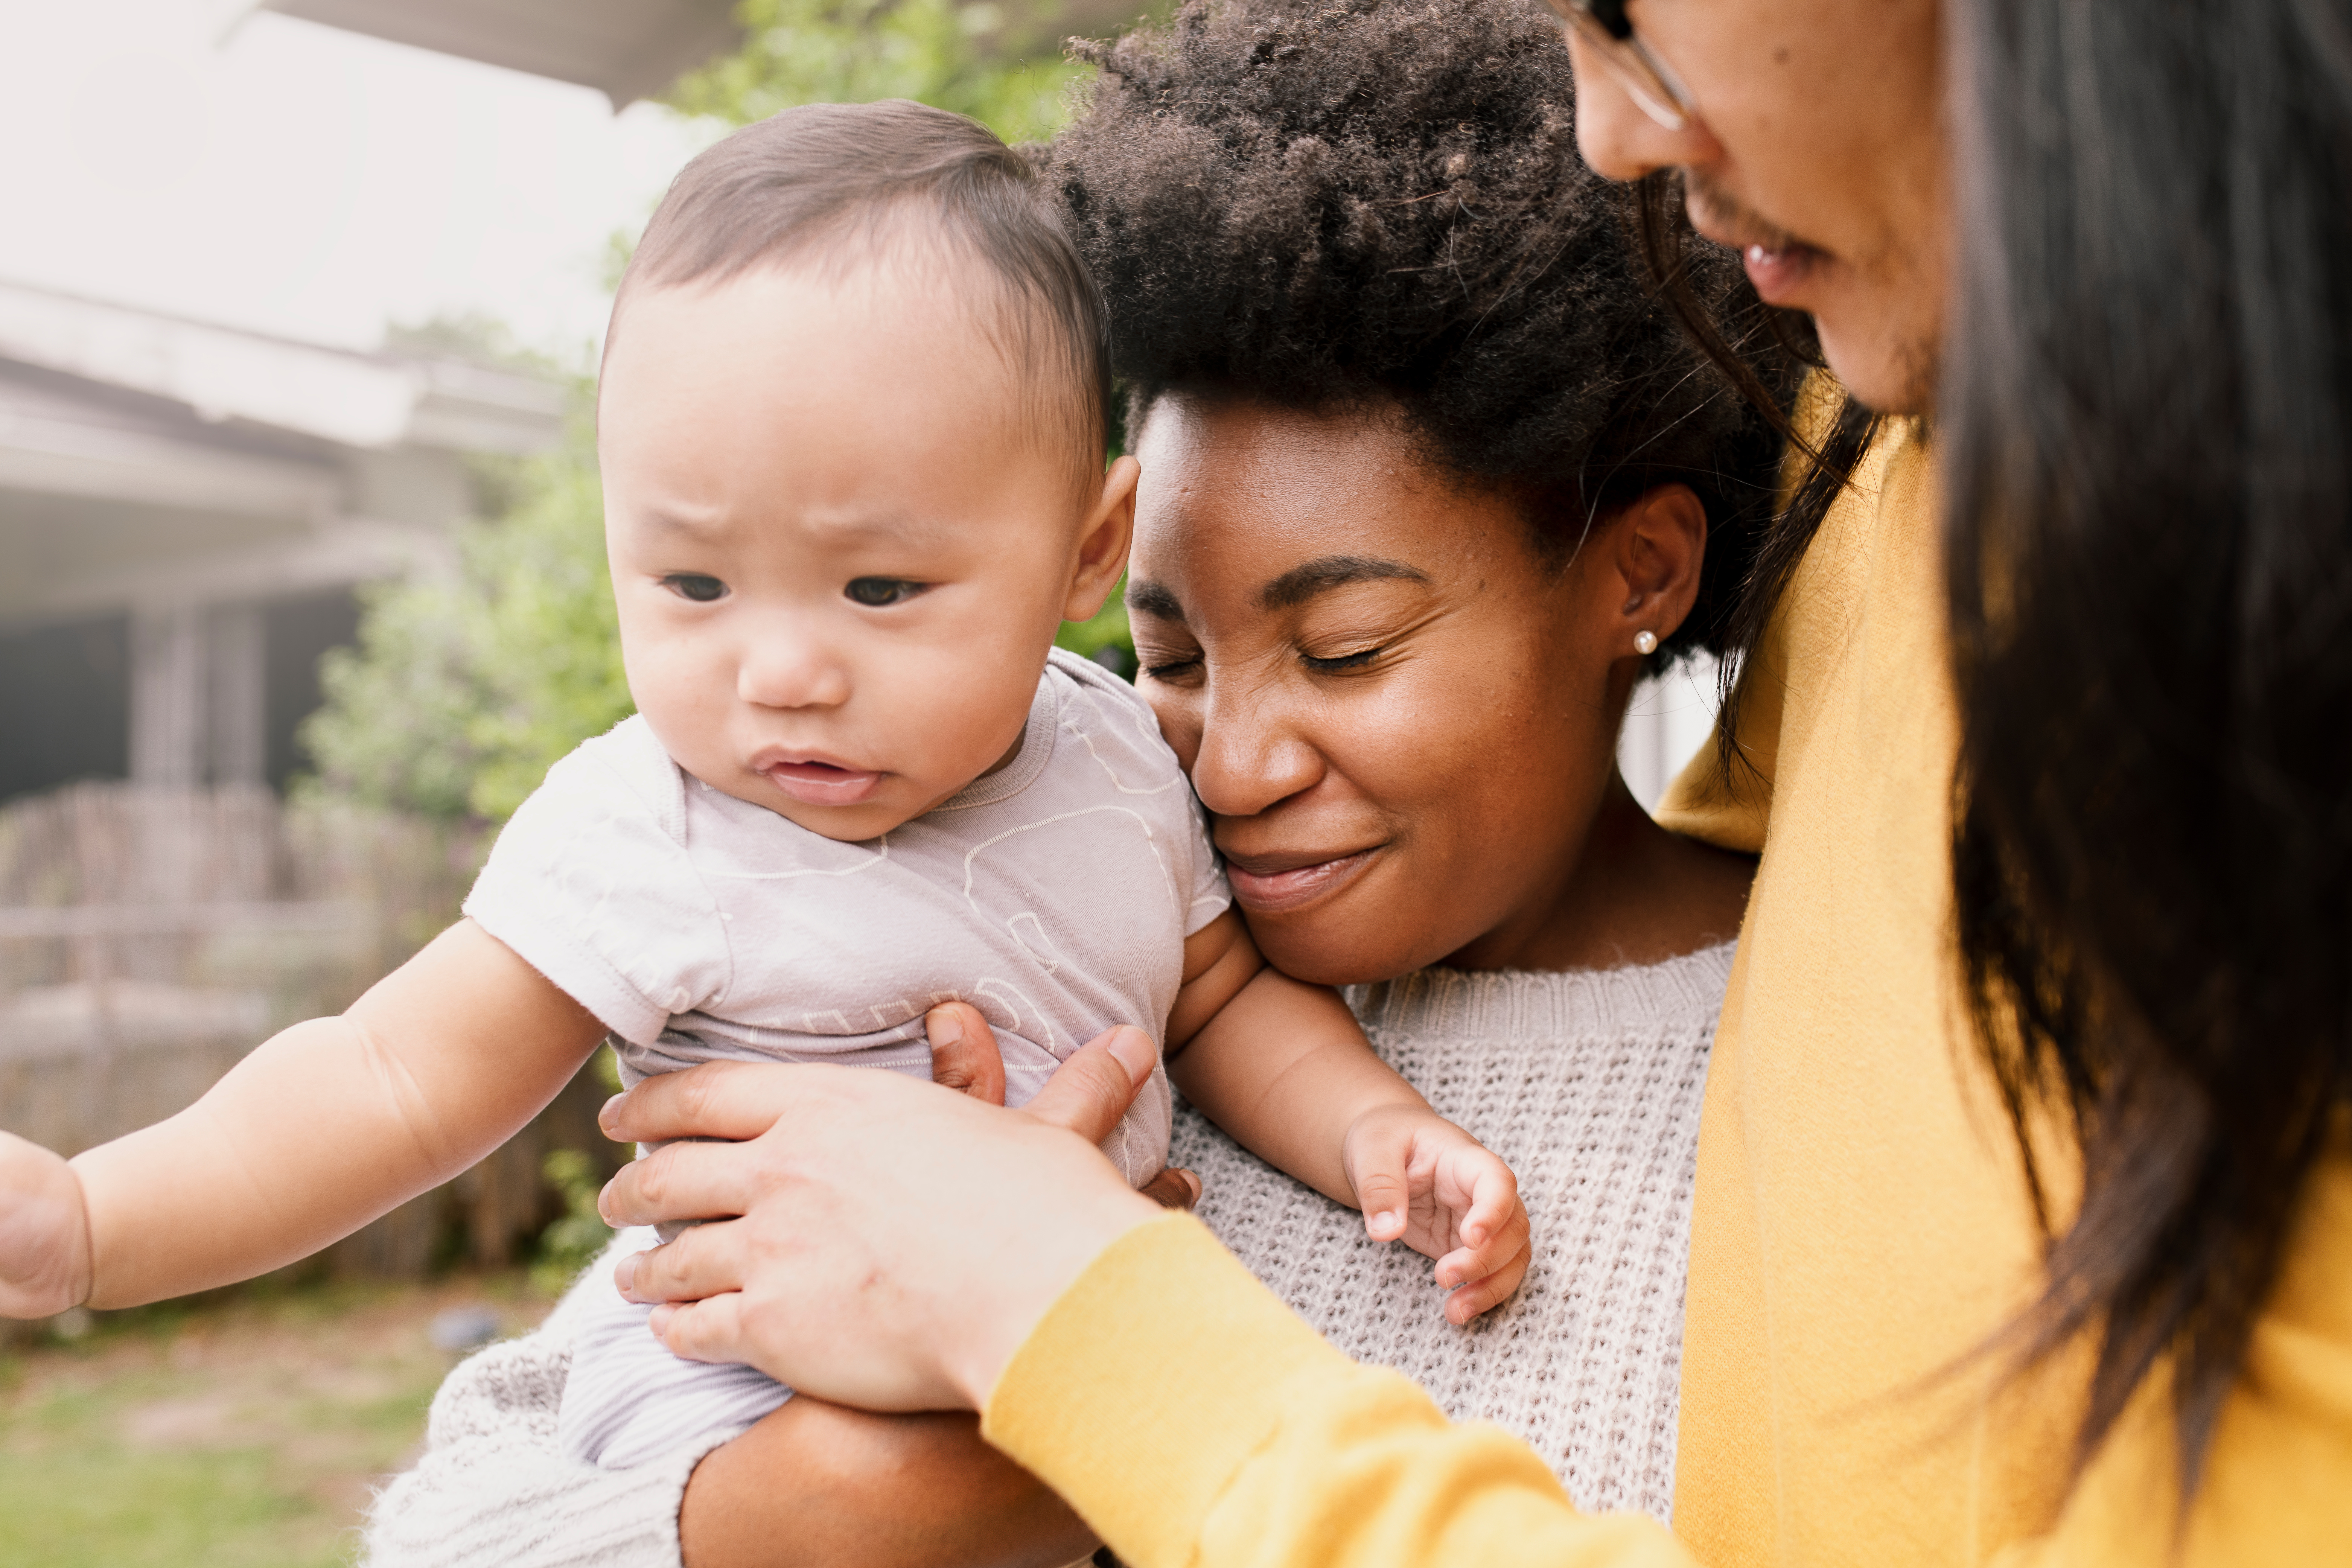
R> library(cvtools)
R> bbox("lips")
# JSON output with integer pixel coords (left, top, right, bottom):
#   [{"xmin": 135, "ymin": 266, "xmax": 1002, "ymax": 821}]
[
  {"xmin": 1219, "ymin": 845, "xmax": 1383, "ymax": 915},
  {"xmin": 753, "ymin": 751, "xmax": 886, "ymax": 807},
  {"xmin": 1739, "ymin": 241, "xmax": 1826, "ymax": 307},
  {"xmin": 1682, "ymin": 180, "xmax": 1828, "ymax": 309}
]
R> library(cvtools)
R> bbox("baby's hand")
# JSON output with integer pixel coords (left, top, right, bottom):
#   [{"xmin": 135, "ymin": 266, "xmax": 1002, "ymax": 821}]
[
  {"xmin": 0, "ymin": 1130, "xmax": 92, "ymax": 1318},
  {"xmin": 1342, "ymin": 1105, "xmax": 1530, "ymax": 1326}
]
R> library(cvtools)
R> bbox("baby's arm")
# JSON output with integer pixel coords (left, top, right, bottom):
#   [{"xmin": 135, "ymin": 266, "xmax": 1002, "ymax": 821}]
[
  {"xmin": 0, "ymin": 919, "xmax": 607, "ymax": 1314},
  {"xmin": 1168, "ymin": 911, "xmax": 1531, "ymax": 1322}
]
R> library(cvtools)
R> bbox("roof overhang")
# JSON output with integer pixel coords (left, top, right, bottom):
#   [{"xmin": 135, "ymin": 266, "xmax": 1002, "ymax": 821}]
[
  {"xmin": 0, "ymin": 281, "xmax": 566, "ymax": 456},
  {"xmin": 248, "ymin": 0, "xmax": 745, "ymax": 107}
]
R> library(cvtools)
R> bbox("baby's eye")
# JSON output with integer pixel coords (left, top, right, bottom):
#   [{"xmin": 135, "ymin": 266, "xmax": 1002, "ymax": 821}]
[
  {"xmin": 662, "ymin": 574, "xmax": 728, "ymax": 603},
  {"xmin": 1139, "ymin": 653, "xmax": 1203, "ymax": 684},
  {"xmin": 844, "ymin": 577, "xmax": 931, "ymax": 607},
  {"xmin": 1302, "ymin": 646, "xmax": 1382, "ymax": 674}
]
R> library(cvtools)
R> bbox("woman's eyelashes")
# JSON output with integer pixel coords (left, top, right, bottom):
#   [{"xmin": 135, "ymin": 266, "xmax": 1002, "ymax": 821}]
[
  {"xmin": 844, "ymin": 577, "xmax": 932, "ymax": 607},
  {"xmin": 1135, "ymin": 643, "xmax": 1203, "ymax": 682},
  {"xmin": 1301, "ymin": 645, "xmax": 1383, "ymax": 674},
  {"xmin": 662, "ymin": 572, "xmax": 728, "ymax": 603}
]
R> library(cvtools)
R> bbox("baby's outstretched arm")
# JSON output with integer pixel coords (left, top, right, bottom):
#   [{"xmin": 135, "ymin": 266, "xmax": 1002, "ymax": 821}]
[
  {"xmin": 0, "ymin": 920, "xmax": 606, "ymax": 1314},
  {"xmin": 1168, "ymin": 912, "xmax": 1531, "ymax": 1323}
]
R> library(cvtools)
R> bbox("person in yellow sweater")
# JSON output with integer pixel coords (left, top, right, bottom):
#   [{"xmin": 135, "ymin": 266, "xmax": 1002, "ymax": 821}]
[{"xmin": 579, "ymin": 0, "xmax": 2352, "ymax": 1562}]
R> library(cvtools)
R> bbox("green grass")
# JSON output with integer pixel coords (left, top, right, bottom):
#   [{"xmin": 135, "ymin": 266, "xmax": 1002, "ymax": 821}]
[{"xmin": 0, "ymin": 1277, "xmax": 550, "ymax": 1568}]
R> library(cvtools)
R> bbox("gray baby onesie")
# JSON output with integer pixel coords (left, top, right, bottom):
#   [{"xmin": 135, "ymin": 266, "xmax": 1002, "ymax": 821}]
[{"xmin": 464, "ymin": 649, "xmax": 1228, "ymax": 1468}]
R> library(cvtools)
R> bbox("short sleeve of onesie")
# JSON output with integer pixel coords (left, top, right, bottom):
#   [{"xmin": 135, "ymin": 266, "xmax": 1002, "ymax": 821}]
[
  {"xmin": 463, "ymin": 718, "xmax": 731, "ymax": 1047},
  {"xmin": 1043, "ymin": 649, "xmax": 1231, "ymax": 939}
]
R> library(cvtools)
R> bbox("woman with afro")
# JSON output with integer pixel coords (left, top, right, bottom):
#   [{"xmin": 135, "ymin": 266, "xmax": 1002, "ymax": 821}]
[{"xmin": 363, "ymin": 4, "xmax": 1796, "ymax": 1564}]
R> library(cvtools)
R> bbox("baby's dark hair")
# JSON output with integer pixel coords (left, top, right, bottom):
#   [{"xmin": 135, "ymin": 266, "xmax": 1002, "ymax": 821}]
[
  {"xmin": 1040, "ymin": 0, "xmax": 1798, "ymax": 656},
  {"xmin": 612, "ymin": 100, "xmax": 1111, "ymax": 473}
]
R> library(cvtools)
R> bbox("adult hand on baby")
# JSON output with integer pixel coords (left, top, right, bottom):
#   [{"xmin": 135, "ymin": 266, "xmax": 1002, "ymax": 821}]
[
  {"xmin": 1343, "ymin": 1107, "xmax": 1531, "ymax": 1326},
  {"xmin": 597, "ymin": 1023, "xmax": 1168, "ymax": 1413},
  {"xmin": 0, "ymin": 1130, "xmax": 92, "ymax": 1318},
  {"xmin": 924, "ymin": 1001, "xmax": 1201, "ymax": 1211}
]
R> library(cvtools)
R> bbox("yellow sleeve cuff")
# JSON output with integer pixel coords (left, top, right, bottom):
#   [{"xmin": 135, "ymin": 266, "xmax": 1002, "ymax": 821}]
[
  {"xmin": 983, "ymin": 1212, "xmax": 1356, "ymax": 1565},
  {"xmin": 984, "ymin": 1213, "xmax": 1697, "ymax": 1568}
]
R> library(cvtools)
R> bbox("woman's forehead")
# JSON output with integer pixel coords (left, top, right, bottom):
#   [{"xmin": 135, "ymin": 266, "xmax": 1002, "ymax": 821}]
[{"xmin": 1131, "ymin": 396, "xmax": 1527, "ymax": 592}]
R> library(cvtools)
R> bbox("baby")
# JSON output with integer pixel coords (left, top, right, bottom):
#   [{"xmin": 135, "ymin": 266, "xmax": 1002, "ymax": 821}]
[{"xmin": 0, "ymin": 101, "xmax": 1530, "ymax": 1472}]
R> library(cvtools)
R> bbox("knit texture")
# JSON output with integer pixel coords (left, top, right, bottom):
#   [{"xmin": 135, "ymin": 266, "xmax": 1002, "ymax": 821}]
[
  {"xmin": 1170, "ymin": 943, "xmax": 1731, "ymax": 1523},
  {"xmin": 365, "ymin": 948, "xmax": 1725, "ymax": 1559},
  {"xmin": 361, "ymin": 1232, "xmax": 729, "ymax": 1568}
]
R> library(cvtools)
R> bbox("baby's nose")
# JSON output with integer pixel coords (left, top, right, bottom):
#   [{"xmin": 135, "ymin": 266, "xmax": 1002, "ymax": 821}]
[{"xmin": 737, "ymin": 638, "xmax": 851, "ymax": 709}]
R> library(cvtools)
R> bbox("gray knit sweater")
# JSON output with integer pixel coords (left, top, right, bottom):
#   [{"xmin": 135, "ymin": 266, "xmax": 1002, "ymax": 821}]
[{"xmin": 362, "ymin": 945, "xmax": 1729, "ymax": 1565}]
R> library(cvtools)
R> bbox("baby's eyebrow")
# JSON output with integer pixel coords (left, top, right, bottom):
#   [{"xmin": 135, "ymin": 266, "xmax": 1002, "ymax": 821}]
[
  {"xmin": 794, "ymin": 508, "xmax": 956, "ymax": 550},
  {"xmin": 641, "ymin": 506, "xmax": 728, "ymax": 538},
  {"xmin": 1127, "ymin": 580, "xmax": 1186, "ymax": 623},
  {"xmin": 1257, "ymin": 555, "xmax": 1429, "ymax": 610}
]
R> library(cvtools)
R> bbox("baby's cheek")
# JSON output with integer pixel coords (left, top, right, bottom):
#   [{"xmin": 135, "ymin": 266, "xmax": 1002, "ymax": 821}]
[{"xmin": 895, "ymin": 654, "xmax": 1042, "ymax": 783}]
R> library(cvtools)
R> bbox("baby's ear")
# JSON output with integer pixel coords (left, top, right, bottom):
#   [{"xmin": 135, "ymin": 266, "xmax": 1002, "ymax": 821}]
[{"xmin": 1063, "ymin": 455, "xmax": 1141, "ymax": 622}]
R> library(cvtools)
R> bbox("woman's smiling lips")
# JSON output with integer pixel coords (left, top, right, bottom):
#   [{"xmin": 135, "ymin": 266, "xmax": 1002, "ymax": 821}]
[
  {"xmin": 1218, "ymin": 844, "xmax": 1384, "ymax": 914},
  {"xmin": 754, "ymin": 750, "xmax": 886, "ymax": 807}
]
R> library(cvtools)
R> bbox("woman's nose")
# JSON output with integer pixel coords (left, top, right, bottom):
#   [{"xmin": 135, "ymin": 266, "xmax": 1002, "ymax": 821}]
[
  {"xmin": 1564, "ymin": 30, "xmax": 1722, "ymax": 183},
  {"xmin": 736, "ymin": 630, "xmax": 850, "ymax": 711},
  {"xmin": 1187, "ymin": 679, "xmax": 1323, "ymax": 820}
]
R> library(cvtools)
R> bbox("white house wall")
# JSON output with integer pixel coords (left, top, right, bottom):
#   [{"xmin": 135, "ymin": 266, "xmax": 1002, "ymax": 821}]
[{"xmin": 0, "ymin": 282, "xmax": 562, "ymax": 801}]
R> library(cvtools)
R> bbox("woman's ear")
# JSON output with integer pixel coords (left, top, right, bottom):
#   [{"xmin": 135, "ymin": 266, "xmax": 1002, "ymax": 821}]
[
  {"xmin": 1608, "ymin": 482, "xmax": 1707, "ymax": 655},
  {"xmin": 1063, "ymin": 455, "xmax": 1142, "ymax": 623}
]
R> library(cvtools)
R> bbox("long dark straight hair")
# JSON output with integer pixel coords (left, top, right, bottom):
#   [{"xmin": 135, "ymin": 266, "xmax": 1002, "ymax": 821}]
[
  {"xmin": 1626, "ymin": 171, "xmax": 1882, "ymax": 771},
  {"xmin": 1942, "ymin": 0, "xmax": 2352, "ymax": 1492}
]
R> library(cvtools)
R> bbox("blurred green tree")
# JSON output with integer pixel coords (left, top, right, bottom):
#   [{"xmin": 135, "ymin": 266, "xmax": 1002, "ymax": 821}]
[
  {"xmin": 671, "ymin": 0, "xmax": 1090, "ymax": 140},
  {"xmin": 301, "ymin": 404, "xmax": 630, "ymax": 822},
  {"xmin": 301, "ymin": 5, "xmax": 1141, "ymax": 823}
]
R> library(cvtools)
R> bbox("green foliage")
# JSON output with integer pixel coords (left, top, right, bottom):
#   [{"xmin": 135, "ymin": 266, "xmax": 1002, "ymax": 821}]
[
  {"xmin": 532, "ymin": 1148, "xmax": 617, "ymax": 1296},
  {"xmin": 300, "ymin": 406, "xmax": 634, "ymax": 823},
  {"xmin": 668, "ymin": 0, "xmax": 1092, "ymax": 142}
]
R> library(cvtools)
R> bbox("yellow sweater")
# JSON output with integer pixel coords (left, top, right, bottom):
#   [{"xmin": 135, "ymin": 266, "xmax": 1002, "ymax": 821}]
[{"xmin": 983, "ymin": 413, "xmax": 2352, "ymax": 1567}]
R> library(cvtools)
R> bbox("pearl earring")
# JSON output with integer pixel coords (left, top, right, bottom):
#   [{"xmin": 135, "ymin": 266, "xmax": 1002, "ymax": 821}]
[{"xmin": 1634, "ymin": 630, "xmax": 1658, "ymax": 656}]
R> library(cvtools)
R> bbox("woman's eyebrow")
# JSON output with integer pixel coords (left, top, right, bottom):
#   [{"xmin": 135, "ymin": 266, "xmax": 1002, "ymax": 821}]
[
  {"xmin": 1258, "ymin": 555, "xmax": 1429, "ymax": 610},
  {"xmin": 1128, "ymin": 579, "xmax": 1186, "ymax": 622}
]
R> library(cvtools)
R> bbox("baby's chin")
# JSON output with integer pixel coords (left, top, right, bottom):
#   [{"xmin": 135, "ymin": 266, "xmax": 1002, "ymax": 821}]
[{"xmin": 756, "ymin": 785, "xmax": 932, "ymax": 844}]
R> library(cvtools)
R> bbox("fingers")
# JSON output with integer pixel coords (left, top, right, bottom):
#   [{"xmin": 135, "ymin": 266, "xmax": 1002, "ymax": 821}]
[
  {"xmin": 1455, "ymin": 1151, "xmax": 1522, "ymax": 1251},
  {"xmin": 600, "ymin": 1060, "xmax": 798, "ymax": 1146},
  {"xmin": 1139, "ymin": 1166, "xmax": 1201, "ymax": 1211},
  {"xmin": 1353, "ymin": 1156, "xmax": 1411, "ymax": 1244},
  {"xmin": 650, "ymin": 1289, "xmax": 748, "ymax": 1364},
  {"xmin": 616, "ymin": 1224, "xmax": 748, "ymax": 1306},
  {"xmin": 1021, "ymin": 1025, "xmax": 1156, "ymax": 1144},
  {"xmin": 1437, "ymin": 1197, "xmax": 1530, "ymax": 1292},
  {"xmin": 926, "ymin": 1003, "xmax": 1006, "ymax": 1107},
  {"xmin": 1442, "ymin": 1238, "xmax": 1531, "ymax": 1326},
  {"xmin": 1340, "ymin": 1109, "xmax": 1418, "ymax": 1243},
  {"xmin": 600, "ymin": 1139, "xmax": 768, "ymax": 1230}
]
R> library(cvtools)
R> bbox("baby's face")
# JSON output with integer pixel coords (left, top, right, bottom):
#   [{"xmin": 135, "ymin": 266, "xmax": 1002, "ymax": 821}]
[{"xmin": 598, "ymin": 264, "xmax": 1131, "ymax": 842}]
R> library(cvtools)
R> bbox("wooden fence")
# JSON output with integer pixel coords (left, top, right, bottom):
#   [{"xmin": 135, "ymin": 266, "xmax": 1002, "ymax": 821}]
[{"xmin": 0, "ymin": 782, "xmax": 625, "ymax": 1284}]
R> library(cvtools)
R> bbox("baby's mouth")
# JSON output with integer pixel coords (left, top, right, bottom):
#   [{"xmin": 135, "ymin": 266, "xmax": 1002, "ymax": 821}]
[
  {"xmin": 1219, "ymin": 845, "xmax": 1383, "ymax": 915},
  {"xmin": 757, "ymin": 756, "xmax": 885, "ymax": 807}
]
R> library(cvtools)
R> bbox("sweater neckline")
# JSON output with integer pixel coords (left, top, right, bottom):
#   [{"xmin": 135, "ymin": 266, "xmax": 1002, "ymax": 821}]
[{"xmin": 1344, "ymin": 940, "xmax": 1735, "ymax": 1046}]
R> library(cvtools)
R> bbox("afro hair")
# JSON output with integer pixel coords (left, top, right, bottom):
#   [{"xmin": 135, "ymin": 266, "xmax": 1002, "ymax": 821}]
[{"xmin": 1039, "ymin": 0, "xmax": 1799, "ymax": 656}]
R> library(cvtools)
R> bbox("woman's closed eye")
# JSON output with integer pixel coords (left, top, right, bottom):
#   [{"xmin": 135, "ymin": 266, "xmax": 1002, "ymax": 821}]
[
  {"xmin": 1301, "ymin": 645, "xmax": 1383, "ymax": 674},
  {"xmin": 844, "ymin": 577, "xmax": 932, "ymax": 607},
  {"xmin": 1135, "ymin": 641, "xmax": 1203, "ymax": 682},
  {"xmin": 662, "ymin": 573, "xmax": 728, "ymax": 603}
]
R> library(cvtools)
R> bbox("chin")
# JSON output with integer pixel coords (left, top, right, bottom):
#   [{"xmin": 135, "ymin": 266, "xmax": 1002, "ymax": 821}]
[
  {"xmin": 1242, "ymin": 907, "xmax": 1420, "ymax": 990},
  {"xmin": 1815, "ymin": 314, "xmax": 1942, "ymax": 417}
]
